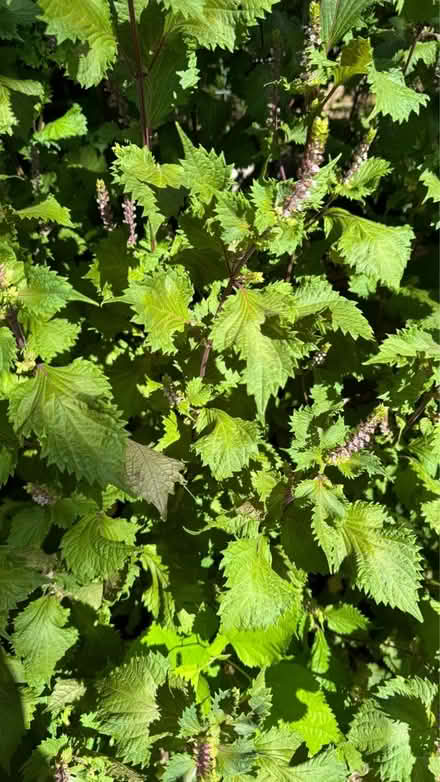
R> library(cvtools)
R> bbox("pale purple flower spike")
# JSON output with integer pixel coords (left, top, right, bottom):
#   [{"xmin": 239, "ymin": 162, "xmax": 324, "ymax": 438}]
[{"xmin": 122, "ymin": 197, "xmax": 138, "ymax": 247}]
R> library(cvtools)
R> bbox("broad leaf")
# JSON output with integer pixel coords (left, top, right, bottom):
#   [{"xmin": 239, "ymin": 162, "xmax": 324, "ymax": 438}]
[{"xmin": 13, "ymin": 596, "xmax": 78, "ymax": 689}]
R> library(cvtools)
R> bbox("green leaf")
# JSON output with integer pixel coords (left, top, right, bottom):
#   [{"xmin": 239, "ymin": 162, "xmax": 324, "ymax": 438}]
[
  {"xmin": 194, "ymin": 408, "xmax": 260, "ymax": 479},
  {"xmin": 348, "ymin": 701, "xmax": 415, "ymax": 782},
  {"xmin": 267, "ymin": 662, "xmax": 342, "ymax": 755},
  {"xmin": 0, "ymin": 549, "xmax": 46, "ymax": 615},
  {"xmin": 219, "ymin": 536, "xmax": 297, "ymax": 632},
  {"xmin": 38, "ymin": 0, "xmax": 118, "ymax": 87},
  {"xmin": 0, "ymin": 74, "xmax": 43, "ymax": 97},
  {"xmin": 342, "ymin": 502, "xmax": 423, "ymax": 620},
  {"xmin": 367, "ymin": 66, "xmax": 429, "ymax": 123},
  {"xmin": 17, "ymin": 265, "xmax": 85, "ymax": 317},
  {"xmin": 334, "ymin": 37, "xmax": 373, "ymax": 84},
  {"xmin": 8, "ymin": 505, "xmax": 52, "ymax": 548},
  {"xmin": 13, "ymin": 596, "xmax": 78, "ymax": 689},
  {"xmin": 46, "ymin": 677, "xmax": 87, "ymax": 715},
  {"xmin": 211, "ymin": 284, "xmax": 302, "ymax": 416},
  {"xmin": 8, "ymin": 359, "xmax": 128, "ymax": 486},
  {"xmin": 0, "ymin": 84, "xmax": 15, "ymax": 135},
  {"xmin": 112, "ymin": 143, "xmax": 183, "ymax": 235},
  {"xmin": 97, "ymin": 655, "xmax": 167, "ymax": 767},
  {"xmin": 33, "ymin": 103, "xmax": 87, "ymax": 144},
  {"xmin": 422, "ymin": 499, "xmax": 440, "ymax": 533},
  {"xmin": 163, "ymin": 753, "xmax": 195, "ymax": 782},
  {"xmin": 14, "ymin": 195, "xmax": 74, "ymax": 226},
  {"xmin": 295, "ymin": 477, "xmax": 348, "ymax": 573},
  {"xmin": 0, "ymin": 327, "xmax": 17, "ymax": 370},
  {"xmin": 337, "ymin": 157, "xmax": 392, "ymax": 202},
  {"xmin": 226, "ymin": 606, "xmax": 302, "ymax": 667},
  {"xmin": 169, "ymin": 0, "xmax": 279, "ymax": 51},
  {"xmin": 320, "ymin": 0, "xmax": 375, "ymax": 50},
  {"xmin": 214, "ymin": 191, "xmax": 253, "ymax": 244},
  {"xmin": 288, "ymin": 749, "xmax": 347, "ymax": 782},
  {"xmin": 364, "ymin": 325, "xmax": 440, "ymax": 366},
  {"xmin": 118, "ymin": 439, "xmax": 185, "ymax": 519},
  {"xmin": 325, "ymin": 603, "xmax": 369, "ymax": 634},
  {"xmin": 420, "ymin": 169, "xmax": 440, "ymax": 204},
  {"xmin": 0, "ymin": 650, "xmax": 37, "ymax": 773},
  {"xmin": 177, "ymin": 123, "xmax": 233, "ymax": 205},
  {"xmin": 26, "ymin": 317, "xmax": 80, "ymax": 361},
  {"xmin": 121, "ymin": 267, "xmax": 193, "ymax": 355},
  {"xmin": 62, "ymin": 512, "xmax": 137, "ymax": 582},
  {"xmin": 325, "ymin": 208, "xmax": 414, "ymax": 289}
]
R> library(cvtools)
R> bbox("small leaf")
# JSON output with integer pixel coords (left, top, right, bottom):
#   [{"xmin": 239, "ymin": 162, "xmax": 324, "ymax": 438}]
[
  {"xmin": 194, "ymin": 408, "xmax": 260, "ymax": 480},
  {"xmin": 118, "ymin": 439, "xmax": 185, "ymax": 518},
  {"xmin": 14, "ymin": 195, "xmax": 74, "ymax": 227}
]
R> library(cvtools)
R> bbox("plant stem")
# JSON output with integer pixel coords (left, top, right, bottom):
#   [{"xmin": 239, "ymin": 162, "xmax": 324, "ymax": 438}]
[
  {"xmin": 6, "ymin": 308, "xmax": 26, "ymax": 349},
  {"xmin": 127, "ymin": 0, "xmax": 150, "ymax": 149},
  {"xmin": 403, "ymin": 25, "xmax": 424, "ymax": 76}
]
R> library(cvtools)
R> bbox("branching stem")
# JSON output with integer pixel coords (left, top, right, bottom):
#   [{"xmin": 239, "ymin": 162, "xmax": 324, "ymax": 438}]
[{"xmin": 127, "ymin": 0, "xmax": 151, "ymax": 149}]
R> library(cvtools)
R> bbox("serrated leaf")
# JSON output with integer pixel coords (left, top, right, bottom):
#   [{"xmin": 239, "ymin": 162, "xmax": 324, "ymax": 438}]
[
  {"xmin": 325, "ymin": 603, "xmax": 369, "ymax": 634},
  {"xmin": 292, "ymin": 276, "xmax": 373, "ymax": 340},
  {"xmin": 13, "ymin": 596, "xmax": 78, "ymax": 689},
  {"xmin": 112, "ymin": 143, "xmax": 183, "ymax": 235},
  {"xmin": 267, "ymin": 662, "xmax": 342, "ymax": 755},
  {"xmin": 287, "ymin": 748, "xmax": 347, "ymax": 782},
  {"xmin": 38, "ymin": 0, "xmax": 117, "ymax": 87},
  {"xmin": 364, "ymin": 325, "xmax": 440, "ymax": 366},
  {"xmin": 8, "ymin": 359, "xmax": 128, "ymax": 486},
  {"xmin": 170, "ymin": 0, "xmax": 279, "ymax": 51},
  {"xmin": 97, "ymin": 655, "xmax": 167, "ymax": 767},
  {"xmin": 17, "ymin": 265, "xmax": 88, "ymax": 317},
  {"xmin": 26, "ymin": 317, "xmax": 80, "ymax": 361},
  {"xmin": 420, "ymin": 169, "xmax": 440, "ymax": 203},
  {"xmin": 338, "ymin": 157, "xmax": 392, "ymax": 202},
  {"xmin": 122, "ymin": 267, "xmax": 193, "ymax": 355},
  {"xmin": 0, "ymin": 650, "xmax": 37, "ymax": 773},
  {"xmin": 219, "ymin": 536, "xmax": 297, "ymax": 632},
  {"xmin": 194, "ymin": 408, "xmax": 260, "ymax": 479},
  {"xmin": 342, "ymin": 502, "xmax": 423, "ymax": 620},
  {"xmin": 14, "ymin": 195, "xmax": 74, "ymax": 226},
  {"xmin": 0, "ymin": 84, "xmax": 15, "ymax": 135},
  {"xmin": 422, "ymin": 499, "xmax": 440, "ymax": 533},
  {"xmin": 211, "ymin": 284, "xmax": 302, "ymax": 415},
  {"xmin": 214, "ymin": 191, "xmax": 253, "ymax": 244},
  {"xmin": 0, "ymin": 327, "xmax": 17, "ymax": 370},
  {"xmin": 33, "ymin": 103, "xmax": 87, "ymax": 144},
  {"xmin": 62, "ymin": 512, "xmax": 137, "ymax": 581},
  {"xmin": 0, "ymin": 74, "xmax": 43, "ymax": 97},
  {"xmin": 46, "ymin": 677, "xmax": 86, "ymax": 715},
  {"xmin": 325, "ymin": 208, "xmax": 414, "ymax": 289},
  {"xmin": 118, "ymin": 439, "xmax": 184, "ymax": 518},
  {"xmin": 295, "ymin": 477, "xmax": 348, "ymax": 572},
  {"xmin": 367, "ymin": 66, "xmax": 429, "ymax": 123},
  {"xmin": 177, "ymin": 122, "xmax": 233, "ymax": 204},
  {"xmin": 334, "ymin": 37, "xmax": 373, "ymax": 83},
  {"xmin": 163, "ymin": 753, "xmax": 195, "ymax": 782},
  {"xmin": 0, "ymin": 549, "xmax": 46, "ymax": 615},
  {"xmin": 225, "ymin": 606, "xmax": 301, "ymax": 667},
  {"xmin": 321, "ymin": 0, "xmax": 375, "ymax": 50}
]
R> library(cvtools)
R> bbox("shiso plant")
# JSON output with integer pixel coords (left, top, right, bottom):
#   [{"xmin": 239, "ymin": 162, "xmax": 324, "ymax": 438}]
[{"xmin": 0, "ymin": 0, "xmax": 439, "ymax": 780}]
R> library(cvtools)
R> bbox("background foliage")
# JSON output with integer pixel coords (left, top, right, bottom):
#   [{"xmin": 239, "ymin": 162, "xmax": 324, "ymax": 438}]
[{"xmin": 0, "ymin": 0, "xmax": 439, "ymax": 780}]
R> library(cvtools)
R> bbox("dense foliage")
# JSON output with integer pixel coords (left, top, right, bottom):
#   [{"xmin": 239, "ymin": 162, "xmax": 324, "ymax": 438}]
[{"xmin": 0, "ymin": 0, "xmax": 439, "ymax": 779}]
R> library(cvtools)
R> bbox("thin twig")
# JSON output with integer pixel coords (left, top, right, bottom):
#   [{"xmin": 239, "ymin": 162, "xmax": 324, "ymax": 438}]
[
  {"xmin": 6, "ymin": 308, "xmax": 26, "ymax": 349},
  {"xmin": 199, "ymin": 245, "xmax": 256, "ymax": 378},
  {"xmin": 127, "ymin": 0, "xmax": 150, "ymax": 149},
  {"xmin": 403, "ymin": 25, "xmax": 424, "ymax": 76}
]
